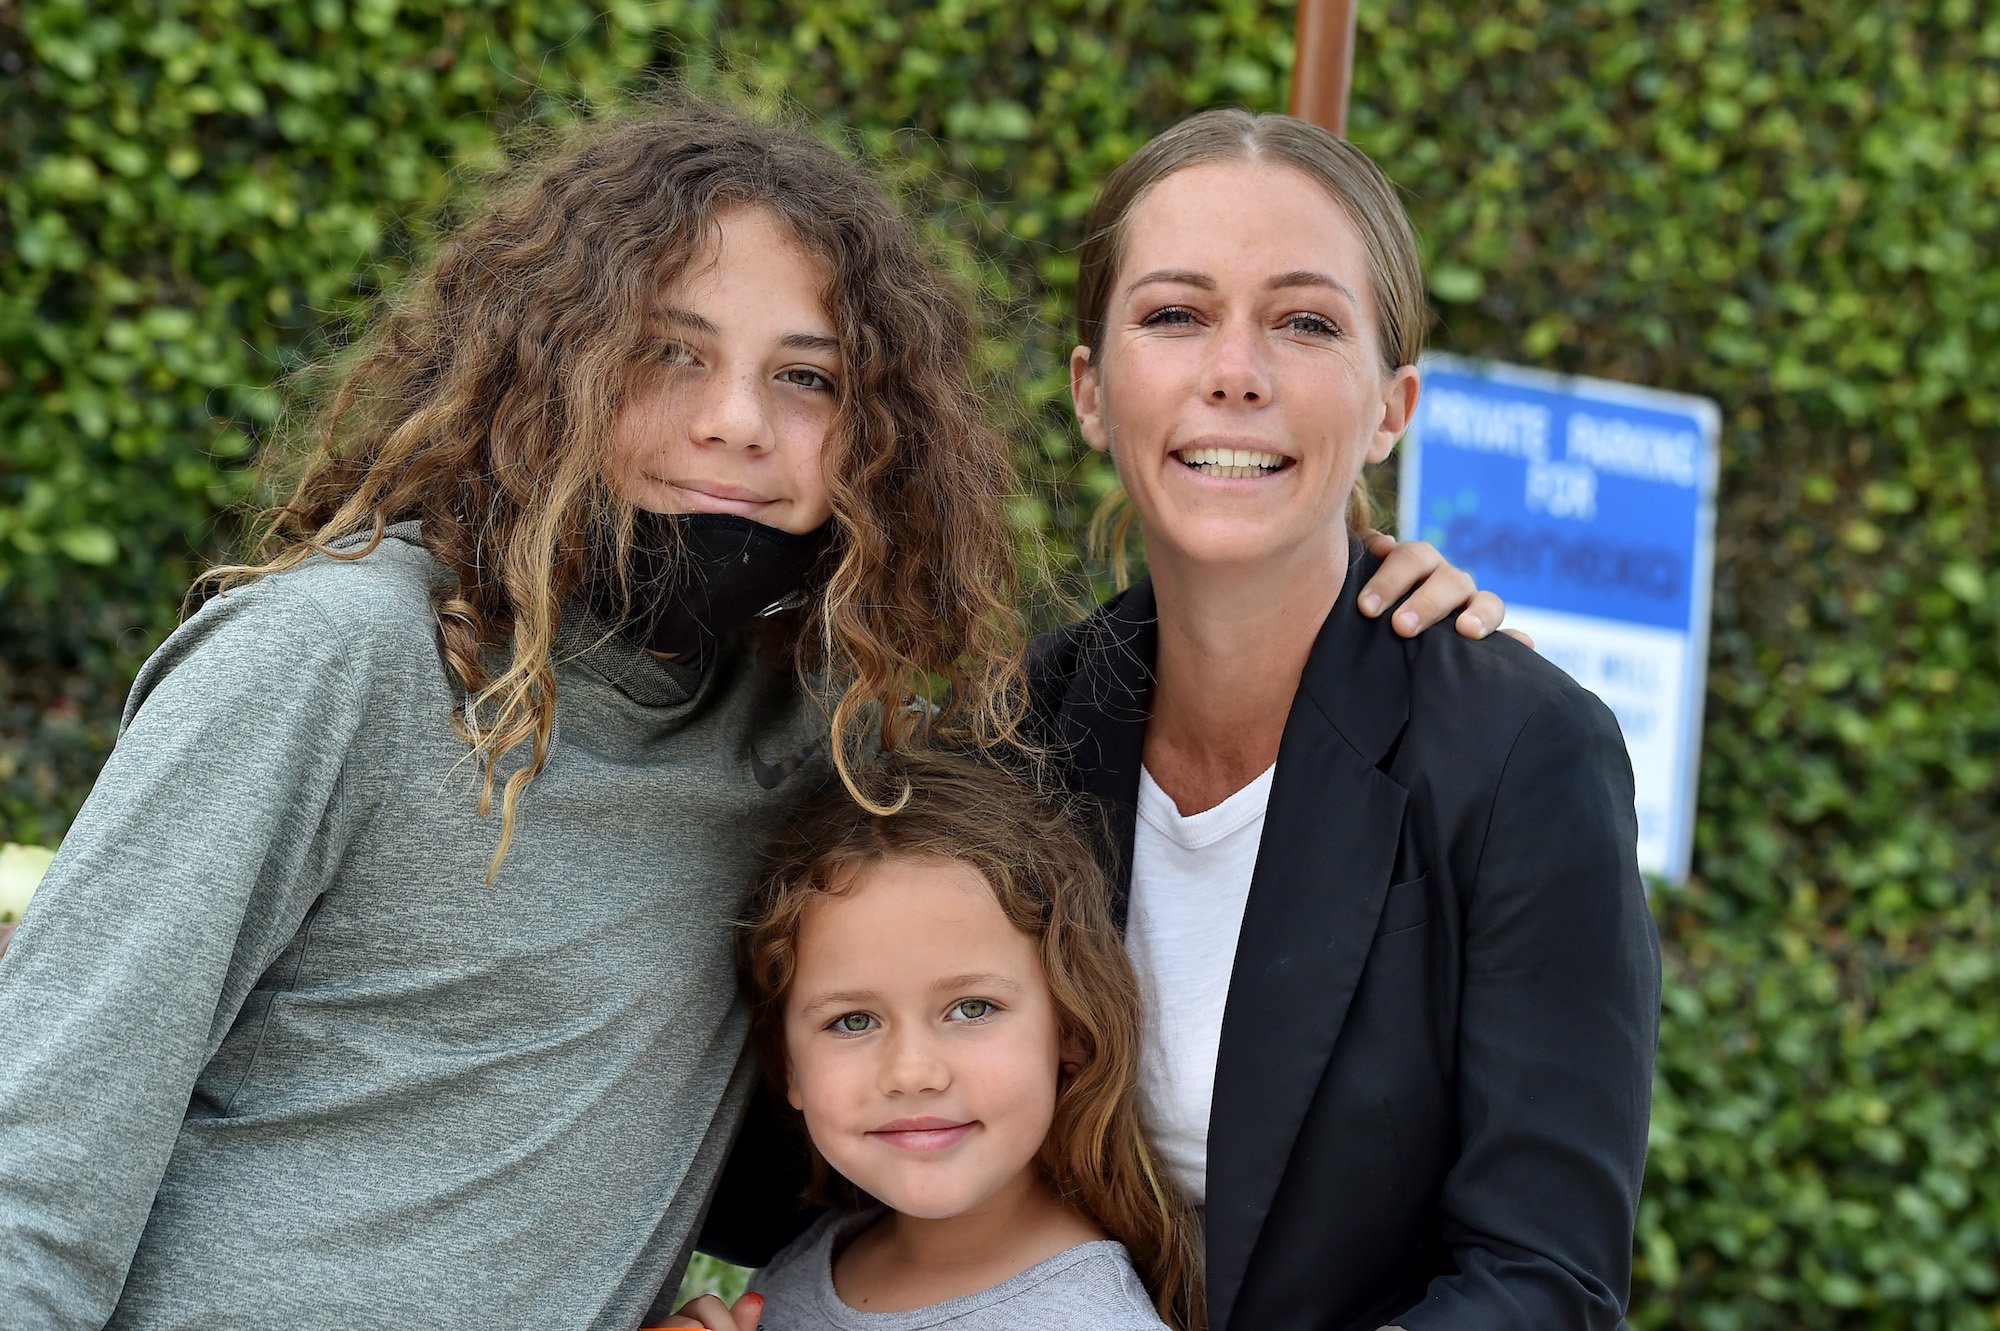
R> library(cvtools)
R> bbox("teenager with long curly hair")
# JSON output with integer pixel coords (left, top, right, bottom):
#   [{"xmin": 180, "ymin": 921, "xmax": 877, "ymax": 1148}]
[{"xmin": 0, "ymin": 98, "xmax": 1497, "ymax": 1330}]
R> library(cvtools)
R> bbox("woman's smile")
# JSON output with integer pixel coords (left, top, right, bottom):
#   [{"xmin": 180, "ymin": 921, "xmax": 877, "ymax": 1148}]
[
  {"xmin": 1171, "ymin": 437, "xmax": 1296, "ymax": 481},
  {"xmin": 1070, "ymin": 158, "xmax": 1418, "ymax": 579}
]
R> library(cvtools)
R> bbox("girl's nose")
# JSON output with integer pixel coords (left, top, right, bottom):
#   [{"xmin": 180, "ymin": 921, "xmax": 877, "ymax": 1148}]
[
  {"xmin": 879, "ymin": 1029, "xmax": 950, "ymax": 1095},
  {"xmin": 688, "ymin": 368, "xmax": 774, "ymax": 451},
  {"xmin": 1201, "ymin": 318, "xmax": 1272, "ymax": 405}
]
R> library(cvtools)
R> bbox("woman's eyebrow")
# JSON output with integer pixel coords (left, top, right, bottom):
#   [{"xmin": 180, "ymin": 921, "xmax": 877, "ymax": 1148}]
[
  {"xmin": 1123, "ymin": 268, "xmax": 1360, "ymax": 307},
  {"xmin": 1266, "ymin": 269, "xmax": 1360, "ymax": 305},
  {"xmin": 1125, "ymin": 268, "xmax": 1215, "ymax": 298},
  {"xmin": 779, "ymin": 332, "xmax": 841, "ymax": 354}
]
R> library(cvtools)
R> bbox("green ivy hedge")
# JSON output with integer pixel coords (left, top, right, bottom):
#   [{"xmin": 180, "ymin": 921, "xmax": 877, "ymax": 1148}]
[{"xmin": 3, "ymin": 2, "xmax": 1994, "ymax": 1326}]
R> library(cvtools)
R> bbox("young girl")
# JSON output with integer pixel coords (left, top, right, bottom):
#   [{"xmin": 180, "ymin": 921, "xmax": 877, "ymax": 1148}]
[{"xmin": 724, "ymin": 750, "xmax": 1201, "ymax": 1331}]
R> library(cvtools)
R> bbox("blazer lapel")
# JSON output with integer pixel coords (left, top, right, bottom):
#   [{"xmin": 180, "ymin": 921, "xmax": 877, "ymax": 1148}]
[
  {"xmin": 1049, "ymin": 580, "xmax": 1159, "ymax": 926},
  {"xmin": 1206, "ymin": 546, "xmax": 1413, "ymax": 1331}
]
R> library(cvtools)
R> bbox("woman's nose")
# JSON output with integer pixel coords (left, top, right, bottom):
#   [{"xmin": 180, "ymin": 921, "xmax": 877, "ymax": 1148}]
[{"xmin": 1202, "ymin": 318, "xmax": 1271, "ymax": 405}]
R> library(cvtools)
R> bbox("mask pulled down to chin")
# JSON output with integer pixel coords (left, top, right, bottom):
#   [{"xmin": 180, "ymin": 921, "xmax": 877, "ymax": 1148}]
[{"xmin": 587, "ymin": 510, "xmax": 830, "ymax": 657}]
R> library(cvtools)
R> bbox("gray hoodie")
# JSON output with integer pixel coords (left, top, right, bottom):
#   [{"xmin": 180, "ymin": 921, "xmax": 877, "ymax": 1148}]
[{"xmin": 0, "ymin": 528, "xmax": 831, "ymax": 1331}]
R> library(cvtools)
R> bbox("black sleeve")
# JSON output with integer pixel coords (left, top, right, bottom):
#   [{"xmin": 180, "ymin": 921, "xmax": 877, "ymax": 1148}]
[
  {"xmin": 694, "ymin": 1082, "xmax": 822, "ymax": 1269},
  {"xmin": 1396, "ymin": 692, "xmax": 1662, "ymax": 1331}
]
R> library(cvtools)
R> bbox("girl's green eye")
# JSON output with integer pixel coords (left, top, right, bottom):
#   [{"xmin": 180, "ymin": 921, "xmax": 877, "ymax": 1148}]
[
  {"xmin": 952, "ymin": 999, "xmax": 995, "ymax": 1021},
  {"xmin": 781, "ymin": 367, "xmax": 834, "ymax": 392},
  {"xmin": 834, "ymin": 1012, "xmax": 874, "ymax": 1033}
]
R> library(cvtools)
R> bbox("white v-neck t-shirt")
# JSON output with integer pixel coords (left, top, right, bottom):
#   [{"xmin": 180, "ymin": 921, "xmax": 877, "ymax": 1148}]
[{"xmin": 1128, "ymin": 762, "xmax": 1275, "ymax": 1205}]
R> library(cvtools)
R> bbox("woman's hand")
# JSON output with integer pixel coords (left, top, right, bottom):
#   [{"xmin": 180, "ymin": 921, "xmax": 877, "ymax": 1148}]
[
  {"xmin": 648, "ymin": 1290, "xmax": 764, "ymax": 1331},
  {"xmin": 1358, "ymin": 531, "xmax": 1533, "ymax": 648}
]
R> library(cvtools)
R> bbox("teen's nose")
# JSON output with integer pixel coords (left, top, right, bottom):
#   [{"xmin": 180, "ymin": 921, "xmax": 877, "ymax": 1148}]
[
  {"xmin": 1201, "ymin": 315, "xmax": 1272, "ymax": 406},
  {"xmin": 688, "ymin": 364, "xmax": 775, "ymax": 451},
  {"xmin": 878, "ymin": 1027, "xmax": 950, "ymax": 1095}
]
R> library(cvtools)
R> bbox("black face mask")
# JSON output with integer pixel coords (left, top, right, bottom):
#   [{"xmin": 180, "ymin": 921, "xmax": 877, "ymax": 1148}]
[{"xmin": 588, "ymin": 511, "xmax": 830, "ymax": 657}]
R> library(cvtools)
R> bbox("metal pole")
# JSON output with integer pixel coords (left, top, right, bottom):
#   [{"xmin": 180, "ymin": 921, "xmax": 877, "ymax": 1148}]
[{"xmin": 1290, "ymin": 0, "xmax": 1358, "ymax": 136}]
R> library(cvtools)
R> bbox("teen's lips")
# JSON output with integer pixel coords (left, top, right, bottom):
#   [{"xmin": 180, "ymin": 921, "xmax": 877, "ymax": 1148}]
[
  {"xmin": 659, "ymin": 477, "xmax": 776, "ymax": 517},
  {"xmin": 867, "ymin": 1117, "xmax": 977, "ymax": 1152}
]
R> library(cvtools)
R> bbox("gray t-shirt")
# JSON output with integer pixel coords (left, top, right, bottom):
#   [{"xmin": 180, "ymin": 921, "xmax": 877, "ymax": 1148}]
[
  {"xmin": 753, "ymin": 1211, "xmax": 1170, "ymax": 1330},
  {"xmin": 0, "ymin": 527, "xmax": 832, "ymax": 1331}
]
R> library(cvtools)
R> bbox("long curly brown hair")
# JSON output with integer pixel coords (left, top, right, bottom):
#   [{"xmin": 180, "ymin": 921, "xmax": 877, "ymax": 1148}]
[
  {"xmin": 216, "ymin": 98, "xmax": 1027, "ymax": 877},
  {"xmin": 741, "ymin": 751, "xmax": 1205, "ymax": 1331}
]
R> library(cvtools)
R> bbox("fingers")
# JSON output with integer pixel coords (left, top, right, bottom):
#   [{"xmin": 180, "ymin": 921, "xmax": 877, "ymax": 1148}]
[
  {"xmin": 1356, "ymin": 537, "xmax": 1445, "ymax": 621},
  {"xmin": 652, "ymin": 1291, "xmax": 765, "ymax": 1331},
  {"xmin": 1500, "ymin": 626, "xmax": 1536, "ymax": 650},
  {"xmin": 1390, "ymin": 558, "xmax": 1478, "ymax": 637},
  {"xmin": 1451, "ymin": 589, "xmax": 1509, "ymax": 640}
]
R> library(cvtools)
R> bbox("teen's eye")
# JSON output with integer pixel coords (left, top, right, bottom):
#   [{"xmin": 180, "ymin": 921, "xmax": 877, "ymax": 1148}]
[
  {"xmin": 659, "ymin": 341, "xmax": 698, "ymax": 366},
  {"xmin": 948, "ymin": 999, "xmax": 996, "ymax": 1022},
  {"xmin": 830, "ymin": 1012, "xmax": 877, "ymax": 1035},
  {"xmin": 779, "ymin": 366, "xmax": 835, "ymax": 393},
  {"xmin": 1285, "ymin": 312, "xmax": 1342, "ymax": 338},
  {"xmin": 1138, "ymin": 305, "xmax": 1198, "ymax": 328}
]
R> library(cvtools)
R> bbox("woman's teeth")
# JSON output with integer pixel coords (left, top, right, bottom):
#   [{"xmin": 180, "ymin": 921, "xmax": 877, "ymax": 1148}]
[{"xmin": 1177, "ymin": 446, "xmax": 1289, "ymax": 479}]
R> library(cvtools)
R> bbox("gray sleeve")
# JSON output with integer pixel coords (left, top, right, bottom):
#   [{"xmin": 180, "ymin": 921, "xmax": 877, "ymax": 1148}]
[{"xmin": 0, "ymin": 583, "xmax": 364, "ymax": 1330}]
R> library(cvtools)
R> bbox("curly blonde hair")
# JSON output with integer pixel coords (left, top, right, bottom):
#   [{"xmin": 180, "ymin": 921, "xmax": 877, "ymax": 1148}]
[
  {"xmin": 740, "ymin": 751, "xmax": 1205, "ymax": 1331},
  {"xmin": 215, "ymin": 98, "xmax": 1027, "ymax": 877}
]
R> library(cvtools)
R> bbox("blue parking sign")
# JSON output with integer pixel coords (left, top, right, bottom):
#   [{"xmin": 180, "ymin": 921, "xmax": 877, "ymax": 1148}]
[{"xmin": 1398, "ymin": 355, "xmax": 1721, "ymax": 883}]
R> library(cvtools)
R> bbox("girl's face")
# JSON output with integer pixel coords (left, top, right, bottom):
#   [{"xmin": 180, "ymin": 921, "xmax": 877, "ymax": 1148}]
[
  {"xmin": 782, "ymin": 855, "xmax": 1070, "ymax": 1222},
  {"xmin": 609, "ymin": 206, "xmax": 841, "ymax": 534},
  {"xmin": 1070, "ymin": 159, "xmax": 1419, "ymax": 576}
]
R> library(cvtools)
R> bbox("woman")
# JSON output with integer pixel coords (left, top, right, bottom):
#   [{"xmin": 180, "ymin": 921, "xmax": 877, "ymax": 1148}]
[{"xmin": 1029, "ymin": 110, "xmax": 1660, "ymax": 1330}]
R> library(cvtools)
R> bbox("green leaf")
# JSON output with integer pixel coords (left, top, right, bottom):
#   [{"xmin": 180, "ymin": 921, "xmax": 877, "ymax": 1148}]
[
  {"xmin": 54, "ymin": 527, "xmax": 118, "ymax": 566},
  {"xmin": 1428, "ymin": 264, "xmax": 1486, "ymax": 303}
]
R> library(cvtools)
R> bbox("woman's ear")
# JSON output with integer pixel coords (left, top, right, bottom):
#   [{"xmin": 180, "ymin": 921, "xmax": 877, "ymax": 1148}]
[
  {"xmin": 1369, "ymin": 363, "xmax": 1422, "ymax": 464},
  {"xmin": 785, "ymin": 1057, "xmax": 803, "ymax": 1112},
  {"xmin": 1070, "ymin": 345, "xmax": 1111, "ymax": 455}
]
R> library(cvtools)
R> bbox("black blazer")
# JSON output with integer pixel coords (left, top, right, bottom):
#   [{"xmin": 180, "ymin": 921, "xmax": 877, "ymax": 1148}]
[{"xmin": 1026, "ymin": 546, "xmax": 1661, "ymax": 1331}]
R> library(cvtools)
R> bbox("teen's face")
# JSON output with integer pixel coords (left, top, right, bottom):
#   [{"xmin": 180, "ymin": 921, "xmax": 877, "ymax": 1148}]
[
  {"xmin": 1070, "ymin": 160, "xmax": 1419, "ymax": 574},
  {"xmin": 782, "ymin": 855, "xmax": 1067, "ymax": 1222},
  {"xmin": 609, "ymin": 207, "xmax": 840, "ymax": 534}
]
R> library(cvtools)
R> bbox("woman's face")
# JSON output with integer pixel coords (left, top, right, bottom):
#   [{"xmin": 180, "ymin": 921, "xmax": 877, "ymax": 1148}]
[
  {"xmin": 609, "ymin": 206, "xmax": 841, "ymax": 534},
  {"xmin": 1070, "ymin": 160, "xmax": 1419, "ymax": 576}
]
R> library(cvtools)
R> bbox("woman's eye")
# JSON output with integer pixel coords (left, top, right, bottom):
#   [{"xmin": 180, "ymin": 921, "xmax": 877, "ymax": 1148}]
[
  {"xmin": 950, "ymin": 999, "xmax": 996, "ymax": 1022},
  {"xmin": 832, "ymin": 1012, "xmax": 876, "ymax": 1034},
  {"xmin": 780, "ymin": 366, "xmax": 835, "ymax": 393},
  {"xmin": 660, "ymin": 341, "xmax": 697, "ymax": 366},
  {"xmin": 1138, "ymin": 306, "xmax": 1197, "ymax": 328},
  {"xmin": 1286, "ymin": 313, "xmax": 1341, "ymax": 338}
]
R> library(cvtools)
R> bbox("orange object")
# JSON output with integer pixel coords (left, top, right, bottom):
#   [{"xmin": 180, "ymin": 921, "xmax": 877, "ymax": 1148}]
[{"xmin": 1290, "ymin": 0, "xmax": 1358, "ymax": 136}]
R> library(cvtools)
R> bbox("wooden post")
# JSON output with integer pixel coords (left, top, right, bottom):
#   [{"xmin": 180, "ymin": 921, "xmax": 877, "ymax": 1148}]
[{"xmin": 1290, "ymin": 0, "xmax": 1358, "ymax": 136}]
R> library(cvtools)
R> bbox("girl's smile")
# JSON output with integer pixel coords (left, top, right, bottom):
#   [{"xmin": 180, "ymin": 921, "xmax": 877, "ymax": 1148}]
[
  {"xmin": 782, "ymin": 853, "xmax": 1071, "ymax": 1224},
  {"xmin": 868, "ymin": 1117, "xmax": 978, "ymax": 1152}
]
